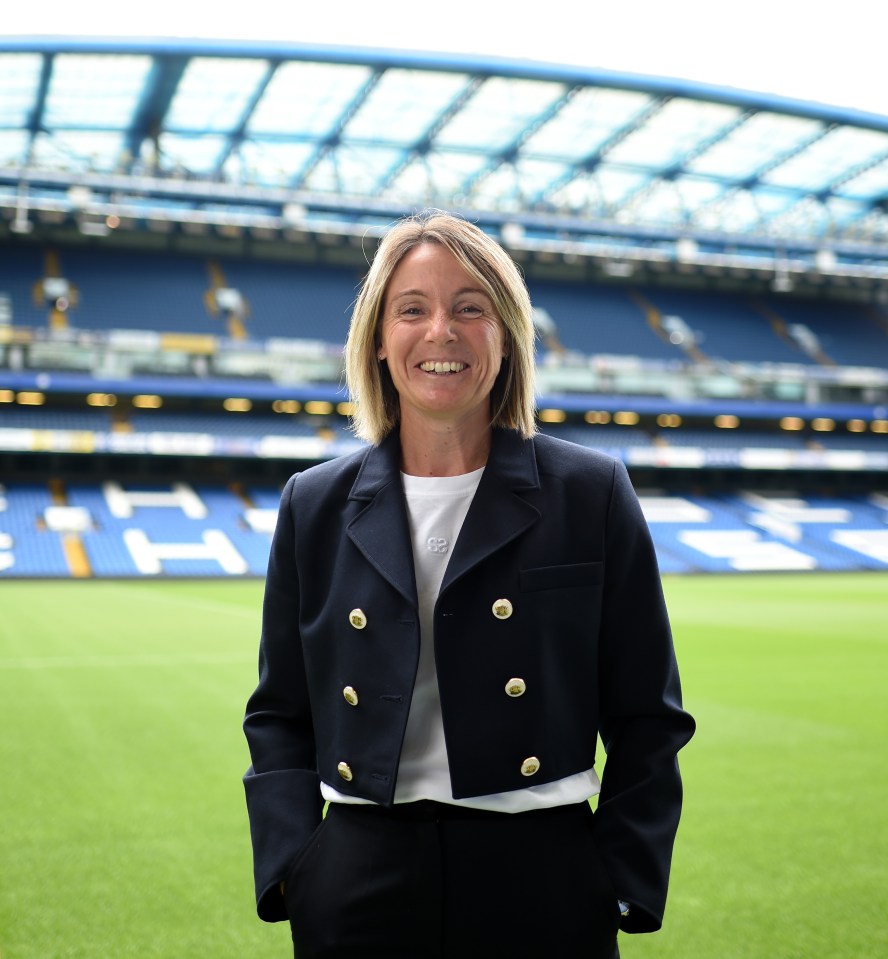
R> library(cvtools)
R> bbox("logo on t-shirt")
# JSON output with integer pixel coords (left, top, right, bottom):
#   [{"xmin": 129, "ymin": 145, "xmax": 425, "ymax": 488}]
[{"xmin": 427, "ymin": 537, "xmax": 449, "ymax": 554}]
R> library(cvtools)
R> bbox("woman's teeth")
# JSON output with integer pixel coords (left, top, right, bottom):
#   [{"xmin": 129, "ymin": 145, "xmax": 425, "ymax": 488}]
[{"xmin": 420, "ymin": 361, "xmax": 467, "ymax": 374}]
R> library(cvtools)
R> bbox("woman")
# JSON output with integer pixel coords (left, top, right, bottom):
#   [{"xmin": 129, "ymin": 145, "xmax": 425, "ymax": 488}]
[{"xmin": 243, "ymin": 211, "xmax": 695, "ymax": 958}]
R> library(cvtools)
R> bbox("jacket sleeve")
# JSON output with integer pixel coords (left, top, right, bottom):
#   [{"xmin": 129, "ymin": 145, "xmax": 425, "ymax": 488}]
[
  {"xmin": 243, "ymin": 474, "xmax": 324, "ymax": 922},
  {"xmin": 592, "ymin": 459, "xmax": 695, "ymax": 933}
]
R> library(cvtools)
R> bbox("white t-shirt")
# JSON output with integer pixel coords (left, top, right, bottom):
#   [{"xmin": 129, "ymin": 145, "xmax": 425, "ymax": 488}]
[{"xmin": 322, "ymin": 468, "xmax": 600, "ymax": 811}]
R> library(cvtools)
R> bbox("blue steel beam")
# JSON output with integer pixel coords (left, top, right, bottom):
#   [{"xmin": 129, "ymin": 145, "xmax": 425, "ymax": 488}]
[{"xmin": 124, "ymin": 54, "xmax": 191, "ymax": 171}]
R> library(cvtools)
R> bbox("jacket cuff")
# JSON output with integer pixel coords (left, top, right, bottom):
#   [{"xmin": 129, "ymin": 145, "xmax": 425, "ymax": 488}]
[{"xmin": 243, "ymin": 766, "xmax": 323, "ymax": 922}]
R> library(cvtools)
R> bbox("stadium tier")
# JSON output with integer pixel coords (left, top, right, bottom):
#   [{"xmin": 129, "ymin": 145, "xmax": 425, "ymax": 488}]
[
  {"xmin": 2, "ymin": 480, "xmax": 886, "ymax": 578},
  {"xmin": 4, "ymin": 243, "xmax": 888, "ymax": 368}
]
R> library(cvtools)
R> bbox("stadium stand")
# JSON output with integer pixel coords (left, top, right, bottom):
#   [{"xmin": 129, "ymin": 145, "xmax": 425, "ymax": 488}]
[
  {"xmin": 2, "ymin": 480, "xmax": 885, "ymax": 578},
  {"xmin": 2, "ymin": 41, "xmax": 888, "ymax": 580},
  {"xmin": 638, "ymin": 288, "xmax": 812, "ymax": 365}
]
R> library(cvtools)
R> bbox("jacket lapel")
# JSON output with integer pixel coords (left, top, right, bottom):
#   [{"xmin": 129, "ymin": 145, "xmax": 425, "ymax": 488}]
[
  {"xmin": 345, "ymin": 429, "xmax": 542, "ymax": 603},
  {"xmin": 440, "ymin": 429, "xmax": 541, "ymax": 593},
  {"xmin": 346, "ymin": 432, "xmax": 417, "ymax": 606}
]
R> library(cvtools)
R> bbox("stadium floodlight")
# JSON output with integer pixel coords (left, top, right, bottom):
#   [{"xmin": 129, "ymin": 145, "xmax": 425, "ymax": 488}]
[
  {"xmin": 772, "ymin": 273, "xmax": 793, "ymax": 292},
  {"xmin": 68, "ymin": 185, "xmax": 93, "ymax": 210},
  {"xmin": 500, "ymin": 222, "xmax": 525, "ymax": 247},
  {"xmin": 676, "ymin": 237, "xmax": 698, "ymax": 263},
  {"xmin": 282, "ymin": 202, "xmax": 307, "ymax": 227},
  {"xmin": 604, "ymin": 260, "xmax": 634, "ymax": 277},
  {"xmin": 9, "ymin": 214, "xmax": 33, "ymax": 234},
  {"xmin": 10, "ymin": 181, "xmax": 32, "ymax": 234},
  {"xmin": 815, "ymin": 249, "xmax": 837, "ymax": 273}
]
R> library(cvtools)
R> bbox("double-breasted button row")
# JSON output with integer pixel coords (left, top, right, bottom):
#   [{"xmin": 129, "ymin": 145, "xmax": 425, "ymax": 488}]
[
  {"xmin": 338, "ymin": 756, "xmax": 538, "ymax": 782},
  {"xmin": 353, "ymin": 600, "xmax": 515, "ymax": 626}
]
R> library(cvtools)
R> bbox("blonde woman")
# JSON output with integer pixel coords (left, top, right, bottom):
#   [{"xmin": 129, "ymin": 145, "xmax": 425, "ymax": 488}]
[{"xmin": 244, "ymin": 211, "xmax": 694, "ymax": 958}]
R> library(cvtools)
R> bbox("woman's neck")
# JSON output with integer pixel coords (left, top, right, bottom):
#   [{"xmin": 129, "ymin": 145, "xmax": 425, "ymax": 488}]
[{"xmin": 398, "ymin": 415, "xmax": 492, "ymax": 477}]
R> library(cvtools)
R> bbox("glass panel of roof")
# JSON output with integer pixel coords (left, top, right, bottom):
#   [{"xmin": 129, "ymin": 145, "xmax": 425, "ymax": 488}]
[
  {"xmin": 853, "ymin": 209, "xmax": 888, "ymax": 242},
  {"xmin": 166, "ymin": 57, "xmax": 269, "ymax": 133},
  {"xmin": 247, "ymin": 61, "xmax": 372, "ymax": 136},
  {"xmin": 688, "ymin": 111, "xmax": 822, "ymax": 180},
  {"xmin": 839, "ymin": 157, "xmax": 888, "ymax": 199},
  {"xmin": 31, "ymin": 130, "xmax": 125, "ymax": 172},
  {"xmin": 693, "ymin": 189, "xmax": 763, "ymax": 233},
  {"xmin": 0, "ymin": 130, "xmax": 29, "ymax": 166},
  {"xmin": 388, "ymin": 150, "xmax": 490, "ymax": 199},
  {"xmin": 523, "ymin": 86, "xmax": 652, "ymax": 161},
  {"xmin": 754, "ymin": 188, "xmax": 798, "ymax": 216},
  {"xmin": 157, "ymin": 133, "xmax": 228, "ymax": 174},
  {"xmin": 625, "ymin": 175, "xmax": 724, "ymax": 226},
  {"xmin": 605, "ymin": 97, "xmax": 740, "ymax": 169},
  {"xmin": 547, "ymin": 173, "xmax": 607, "ymax": 212},
  {"xmin": 225, "ymin": 141, "xmax": 316, "ymax": 186},
  {"xmin": 43, "ymin": 54, "xmax": 152, "ymax": 129},
  {"xmin": 763, "ymin": 126, "xmax": 888, "ymax": 192},
  {"xmin": 344, "ymin": 69, "xmax": 470, "ymax": 145},
  {"xmin": 766, "ymin": 197, "xmax": 828, "ymax": 237},
  {"xmin": 381, "ymin": 156, "xmax": 431, "ymax": 203},
  {"xmin": 0, "ymin": 54, "xmax": 43, "ymax": 127},
  {"xmin": 435, "ymin": 77, "xmax": 566, "ymax": 152},
  {"xmin": 674, "ymin": 175, "xmax": 725, "ymax": 207},
  {"xmin": 591, "ymin": 166, "xmax": 653, "ymax": 208},
  {"xmin": 824, "ymin": 196, "xmax": 866, "ymax": 230},
  {"xmin": 617, "ymin": 179, "xmax": 679, "ymax": 224},
  {"xmin": 472, "ymin": 157, "xmax": 568, "ymax": 206},
  {"xmin": 302, "ymin": 144, "xmax": 404, "ymax": 194}
]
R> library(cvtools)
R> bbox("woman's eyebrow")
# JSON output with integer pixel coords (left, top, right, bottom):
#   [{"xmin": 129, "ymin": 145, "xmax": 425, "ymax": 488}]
[{"xmin": 390, "ymin": 287, "xmax": 490, "ymax": 300}]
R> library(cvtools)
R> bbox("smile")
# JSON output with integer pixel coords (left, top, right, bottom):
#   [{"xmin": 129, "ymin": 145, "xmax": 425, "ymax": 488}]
[{"xmin": 419, "ymin": 361, "xmax": 467, "ymax": 374}]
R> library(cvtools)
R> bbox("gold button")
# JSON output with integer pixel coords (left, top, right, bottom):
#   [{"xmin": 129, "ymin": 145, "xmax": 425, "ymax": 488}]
[
  {"xmin": 505, "ymin": 677, "xmax": 527, "ymax": 697},
  {"xmin": 349, "ymin": 608, "xmax": 367, "ymax": 629},
  {"xmin": 337, "ymin": 761, "xmax": 353, "ymax": 782},
  {"xmin": 492, "ymin": 598, "xmax": 513, "ymax": 620},
  {"xmin": 343, "ymin": 686, "xmax": 359, "ymax": 706},
  {"xmin": 520, "ymin": 756, "xmax": 541, "ymax": 777}
]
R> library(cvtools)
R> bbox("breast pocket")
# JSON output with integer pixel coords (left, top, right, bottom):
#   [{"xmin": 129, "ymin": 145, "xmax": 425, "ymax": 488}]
[{"xmin": 519, "ymin": 561, "xmax": 603, "ymax": 592}]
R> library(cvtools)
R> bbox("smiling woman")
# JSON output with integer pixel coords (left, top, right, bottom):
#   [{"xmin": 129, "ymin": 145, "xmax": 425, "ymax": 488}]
[
  {"xmin": 376, "ymin": 243, "xmax": 509, "ymax": 474},
  {"xmin": 345, "ymin": 211, "xmax": 538, "ymax": 459},
  {"xmin": 242, "ymin": 210, "xmax": 695, "ymax": 958}
]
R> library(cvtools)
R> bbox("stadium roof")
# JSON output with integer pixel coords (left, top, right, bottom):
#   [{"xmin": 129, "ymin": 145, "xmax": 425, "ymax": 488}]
[{"xmin": 3, "ymin": 36, "xmax": 888, "ymax": 290}]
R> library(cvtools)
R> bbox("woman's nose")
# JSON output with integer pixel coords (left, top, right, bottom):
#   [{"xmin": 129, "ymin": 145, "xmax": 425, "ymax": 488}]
[{"xmin": 425, "ymin": 308, "xmax": 456, "ymax": 341}]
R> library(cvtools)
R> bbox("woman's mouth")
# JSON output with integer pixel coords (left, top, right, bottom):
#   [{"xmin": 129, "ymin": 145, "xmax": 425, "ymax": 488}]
[{"xmin": 419, "ymin": 361, "xmax": 467, "ymax": 374}]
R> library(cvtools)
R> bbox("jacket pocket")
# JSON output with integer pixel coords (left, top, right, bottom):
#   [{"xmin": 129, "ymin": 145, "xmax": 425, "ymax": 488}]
[
  {"xmin": 520, "ymin": 561, "xmax": 603, "ymax": 591},
  {"xmin": 283, "ymin": 815, "xmax": 329, "ymax": 912}
]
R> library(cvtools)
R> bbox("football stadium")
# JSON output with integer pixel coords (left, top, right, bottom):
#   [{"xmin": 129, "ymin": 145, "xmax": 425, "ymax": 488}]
[{"xmin": 1, "ymin": 33, "xmax": 887, "ymax": 959}]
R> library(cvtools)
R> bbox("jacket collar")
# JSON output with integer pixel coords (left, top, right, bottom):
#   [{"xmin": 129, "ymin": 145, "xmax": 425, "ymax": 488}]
[
  {"xmin": 346, "ymin": 429, "xmax": 541, "ymax": 603},
  {"xmin": 348, "ymin": 427, "xmax": 540, "ymax": 501}
]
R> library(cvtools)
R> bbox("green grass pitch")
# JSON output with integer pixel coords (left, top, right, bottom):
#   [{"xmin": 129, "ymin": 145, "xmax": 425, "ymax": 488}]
[{"xmin": 1, "ymin": 574, "xmax": 886, "ymax": 959}]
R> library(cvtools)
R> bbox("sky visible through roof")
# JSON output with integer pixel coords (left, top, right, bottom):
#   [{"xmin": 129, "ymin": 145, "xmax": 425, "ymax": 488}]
[{"xmin": 6, "ymin": 0, "xmax": 888, "ymax": 119}]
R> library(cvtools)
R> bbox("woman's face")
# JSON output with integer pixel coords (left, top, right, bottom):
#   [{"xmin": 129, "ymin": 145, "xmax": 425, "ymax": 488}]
[{"xmin": 378, "ymin": 242, "xmax": 506, "ymax": 431}]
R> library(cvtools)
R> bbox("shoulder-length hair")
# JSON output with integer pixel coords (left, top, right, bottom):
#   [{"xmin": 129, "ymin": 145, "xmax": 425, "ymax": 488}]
[{"xmin": 344, "ymin": 210, "xmax": 537, "ymax": 445}]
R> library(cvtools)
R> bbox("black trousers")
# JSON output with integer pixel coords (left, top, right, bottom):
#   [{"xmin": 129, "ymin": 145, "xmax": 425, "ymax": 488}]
[{"xmin": 283, "ymin": 799, "xmax": 621, "ymax": 959}]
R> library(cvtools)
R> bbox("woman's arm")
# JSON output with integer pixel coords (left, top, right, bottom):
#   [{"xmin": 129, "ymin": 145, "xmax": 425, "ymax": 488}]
[
  {"xmin": 593, "ymin": 459, "xmax": 696, "ymax": 933},
  {"xmin": 243, "ymin": 474, "xmax": 324, "ymax": 922}
]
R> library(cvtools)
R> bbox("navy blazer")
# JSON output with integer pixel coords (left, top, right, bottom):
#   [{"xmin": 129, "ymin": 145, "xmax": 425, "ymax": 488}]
[{"xmin": 243, "ymin": 428, "xmax": 695, "ymax": 931}]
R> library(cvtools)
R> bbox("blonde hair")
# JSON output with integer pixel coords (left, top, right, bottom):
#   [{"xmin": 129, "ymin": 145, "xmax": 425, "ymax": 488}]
[{"xmin": 345, "ymin": 211, "xmax": 537, "ymax": 444}]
